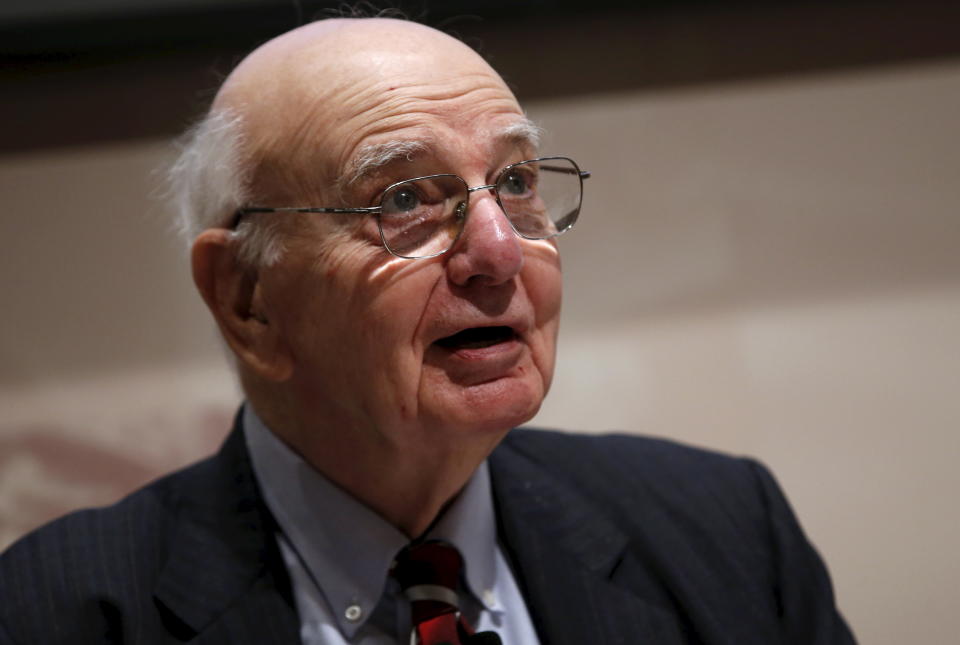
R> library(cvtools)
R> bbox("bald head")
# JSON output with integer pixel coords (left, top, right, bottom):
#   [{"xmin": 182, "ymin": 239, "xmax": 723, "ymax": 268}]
[
  {"xmin": 211, "ymin": 18, "xmax": 525, "ymax": 206},
  {"xmin": 215, "ymin": 18, "xmax": 508, "ymax": 113}
]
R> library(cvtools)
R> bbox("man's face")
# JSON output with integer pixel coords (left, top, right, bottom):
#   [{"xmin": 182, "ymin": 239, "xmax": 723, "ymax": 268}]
[{"xmin": 249, "ymin": 35, "xmax": 563, "ymax": 448}]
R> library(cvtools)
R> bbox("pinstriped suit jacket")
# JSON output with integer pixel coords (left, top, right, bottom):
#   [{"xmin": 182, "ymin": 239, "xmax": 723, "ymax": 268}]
[{"xmin": 0, "ymin": 418, "xmax": 855, "ymax": 644}]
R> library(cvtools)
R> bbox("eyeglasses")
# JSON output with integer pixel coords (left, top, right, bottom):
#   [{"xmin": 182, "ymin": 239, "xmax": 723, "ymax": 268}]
[{"xmin": 235, "ymin": 156, "xmax": 590, "ymax": 259}]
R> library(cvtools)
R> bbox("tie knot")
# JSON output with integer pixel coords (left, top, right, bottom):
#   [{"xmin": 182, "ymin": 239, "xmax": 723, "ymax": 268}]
[
  {"xmin": 393, "ymin": 540, "xmax": 464, "ymax": 619},
  {"xmin": 393, "ymin": 540, "xmax": 463, "ymax": 593}
]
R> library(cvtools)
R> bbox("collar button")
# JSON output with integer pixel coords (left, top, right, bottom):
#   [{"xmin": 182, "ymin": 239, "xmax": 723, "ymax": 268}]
[{"xmin": 345, "ymin": 604, "xmax": 363, "ymax": 622}]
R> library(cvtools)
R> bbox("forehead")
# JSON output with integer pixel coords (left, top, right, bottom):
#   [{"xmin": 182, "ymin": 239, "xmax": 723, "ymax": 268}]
[{"xmin": 323, "ymin": 63, "xmax": 525, "ymax": 182}]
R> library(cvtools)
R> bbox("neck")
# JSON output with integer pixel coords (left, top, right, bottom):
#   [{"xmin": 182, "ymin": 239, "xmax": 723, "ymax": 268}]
[{"xmin": 247, "ymin": 391, "xmax": 504, "ymax": 538}]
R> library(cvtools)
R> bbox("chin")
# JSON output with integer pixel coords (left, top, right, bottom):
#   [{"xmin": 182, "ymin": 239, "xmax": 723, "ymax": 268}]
[{"xmin": 435, "ymin": 375, "xmax": 546, "ymax": 436}]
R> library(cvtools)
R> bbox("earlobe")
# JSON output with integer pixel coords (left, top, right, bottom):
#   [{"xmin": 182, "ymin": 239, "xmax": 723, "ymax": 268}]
[{"xmin": 190, "ymin": 230, "xmax": 293, "ymax": 382}]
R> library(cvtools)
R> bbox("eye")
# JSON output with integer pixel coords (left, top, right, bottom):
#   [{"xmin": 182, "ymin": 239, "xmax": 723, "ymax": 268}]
[
  {"xmin": 385, "ymin": 187, "xmax": 421, "ymax": 212},
  {"xmin": 501, "ymin": 171, "xmax": 528, "ymax": 195}
]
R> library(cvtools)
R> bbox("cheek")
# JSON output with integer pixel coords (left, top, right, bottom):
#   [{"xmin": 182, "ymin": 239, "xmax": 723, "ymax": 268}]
[
  {"xmin": 521, "ymin": 252, "xmax": 563, "ymax": 384},
  {"xmin": 524, "ymin": 250, "xmax": 563, "ymax": 328},
  {"xmin": 360, "ymin": 263, "xmax": 445, "ymax": 366},
  {"xmin": 268, "ymin": 241, "xmax": 379, "ymax": 365}
]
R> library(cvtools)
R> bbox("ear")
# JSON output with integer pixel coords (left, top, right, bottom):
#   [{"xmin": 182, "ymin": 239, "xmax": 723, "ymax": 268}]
[{"xmin": 191, "ymin": 229, "xmax": 293, "ymax": 382}]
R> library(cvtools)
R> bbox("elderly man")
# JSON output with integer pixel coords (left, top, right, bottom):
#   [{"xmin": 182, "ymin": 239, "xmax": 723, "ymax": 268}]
[{"xmin": 0, "ymin": 17, "xmax": 854, "ymax": 645}]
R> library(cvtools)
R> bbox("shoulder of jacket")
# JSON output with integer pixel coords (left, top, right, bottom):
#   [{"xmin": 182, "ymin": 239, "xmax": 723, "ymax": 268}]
[
  {"xmin": 0, "ymin": 451, "xmax": 219, "ymax": 578},
  {"xmin": 497, "ymin": 427, "xmax": 768, "ymax": 517},
  {"xmin": 503, "ymin": 426, "xmax": 754, "ymax": 472}
]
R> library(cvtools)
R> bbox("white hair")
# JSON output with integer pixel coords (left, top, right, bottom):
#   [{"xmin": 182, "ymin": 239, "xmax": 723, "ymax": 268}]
[
  {"xmin": 166, "ymin": 108, "xmax": 285, "ymax": 267},
  {"xmin": 341, "ymin": 140, "xmax": 427, "ymax": 189},
  {"xmin": 500, "ymin": 118, "xmax": 543, "ymax": 150}
]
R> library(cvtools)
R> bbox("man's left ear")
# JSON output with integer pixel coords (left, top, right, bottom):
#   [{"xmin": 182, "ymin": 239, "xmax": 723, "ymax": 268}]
[{"xmin": 190, "ymin": 229, "xmax": 294, "ymax": 382}]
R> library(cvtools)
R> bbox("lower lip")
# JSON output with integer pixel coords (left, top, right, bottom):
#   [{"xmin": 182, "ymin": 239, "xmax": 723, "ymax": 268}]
[{"xmin": 427, "ymin": 337, "xmax": 525, "ymax": 381}]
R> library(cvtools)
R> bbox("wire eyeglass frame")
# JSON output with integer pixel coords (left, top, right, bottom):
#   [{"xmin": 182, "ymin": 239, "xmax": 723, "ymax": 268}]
[{"xmin": 234, "ymin": 155, "xmax": 590, "ymax": 259}]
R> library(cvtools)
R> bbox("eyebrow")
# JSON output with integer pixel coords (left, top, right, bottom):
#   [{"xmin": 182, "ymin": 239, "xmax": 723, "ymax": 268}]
[
  {"xmin": 337, "ymin": 116, "xmax": 543, "ymax": 193},
  {"xmin": 340, "ymin": 139, "xmax": 430, "ymax": 191},
  {"xmin": 497, "ymin": 117, "xmax": 543, "ymax": 151}
]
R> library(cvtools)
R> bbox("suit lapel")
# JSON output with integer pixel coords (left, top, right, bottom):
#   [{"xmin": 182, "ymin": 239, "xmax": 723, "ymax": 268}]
[
  {"xmin": 190, "ymin": 583, "xmax": 302, "ymax": 645},
  {"xmin": 152, "ymin": 418, "xmax": 301, "ymax": 643},
  {"xmin": 489, "ymin": 437, "xmax": 688, "ymax": 645}
]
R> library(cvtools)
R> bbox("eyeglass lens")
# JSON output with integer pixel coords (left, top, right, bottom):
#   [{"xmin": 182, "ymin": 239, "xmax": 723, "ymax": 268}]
[{"xmin": 377, "ymin": 157, "xmax": 582, "ymax": 259}]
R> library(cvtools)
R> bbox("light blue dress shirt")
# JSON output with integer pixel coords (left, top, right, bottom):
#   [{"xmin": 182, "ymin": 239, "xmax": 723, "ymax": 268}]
[{"xmin": 243, "ymin": 406, "xmax": 540, "ymax": 644}]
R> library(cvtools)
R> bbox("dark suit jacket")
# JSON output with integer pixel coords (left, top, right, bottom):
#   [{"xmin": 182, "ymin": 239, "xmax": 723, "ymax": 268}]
[{"xmin": 0, "ymin": 420, "xmax": 855, "ymax": 644}]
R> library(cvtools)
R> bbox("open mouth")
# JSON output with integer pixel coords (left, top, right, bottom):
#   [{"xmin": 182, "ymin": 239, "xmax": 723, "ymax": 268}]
[{"xmin": 434, "ymin": 326, "xmax": 517, "ymax": 351}]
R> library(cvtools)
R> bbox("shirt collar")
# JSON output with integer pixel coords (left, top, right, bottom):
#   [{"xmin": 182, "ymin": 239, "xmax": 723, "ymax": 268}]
[
  {"xmin": 243, "ymin": 406, "xmax": 502, "ymax": 639},
  {"xmin": 426, "ymin": 457, "xmax": 502, "ymax": 613}
]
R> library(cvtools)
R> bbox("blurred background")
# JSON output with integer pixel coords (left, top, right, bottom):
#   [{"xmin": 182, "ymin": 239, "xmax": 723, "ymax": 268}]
[{"xmin": 2, "ymin": 1, "xmax": 958, "ymax": 642}]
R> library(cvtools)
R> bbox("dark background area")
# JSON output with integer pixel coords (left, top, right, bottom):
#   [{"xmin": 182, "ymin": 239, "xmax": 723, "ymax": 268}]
[{"xmin": 2, "ymin": 0, "xmax": 959, "ymax": 153}]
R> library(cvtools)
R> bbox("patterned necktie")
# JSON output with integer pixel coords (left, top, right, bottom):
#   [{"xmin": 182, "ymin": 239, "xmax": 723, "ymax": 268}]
[{"xmin": 393, "ymin": 540, "xmax": 473, "ymax": 645}]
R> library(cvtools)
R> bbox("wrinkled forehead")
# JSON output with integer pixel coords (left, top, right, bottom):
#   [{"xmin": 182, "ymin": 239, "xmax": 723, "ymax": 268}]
[{"xmin": 214, "ymin": 19, "xmax": 526, "ymax": 200}]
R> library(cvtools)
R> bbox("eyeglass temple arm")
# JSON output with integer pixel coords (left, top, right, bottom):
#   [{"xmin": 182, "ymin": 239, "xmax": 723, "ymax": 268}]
[
  {"xmin": 537, "ymin": 164, "xmax": 591, "ymax": 179},
  {"xmin": 232, "ymin": 205, "xmax": 380, "ymax": 227},
  {"xmin": 237, "ymin": 206, "xmax": 380, "ymax": 215}
]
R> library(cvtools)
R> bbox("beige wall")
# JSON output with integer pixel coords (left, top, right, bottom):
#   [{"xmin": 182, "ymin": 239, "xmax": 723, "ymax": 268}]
[{"xmin": 2, "ymin": 59, "xmax": 958, "ymax": 643}]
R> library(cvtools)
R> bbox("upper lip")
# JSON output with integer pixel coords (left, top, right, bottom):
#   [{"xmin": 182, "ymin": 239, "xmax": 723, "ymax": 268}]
[{"xmin": 429, "ymin": 314, "xmax": 530, "ymax": 346}]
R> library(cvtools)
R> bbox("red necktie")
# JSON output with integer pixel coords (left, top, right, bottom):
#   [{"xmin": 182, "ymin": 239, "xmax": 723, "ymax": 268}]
[{"xmin": 393, "ymin": 541, "xmax": 474, "ymax": 645}]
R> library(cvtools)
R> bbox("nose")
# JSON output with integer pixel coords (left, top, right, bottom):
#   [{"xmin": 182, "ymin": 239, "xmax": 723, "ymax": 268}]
[{"xmin": 445, "ymin": 189, "xmax": 524, "ymax": 287}]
